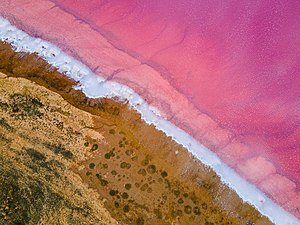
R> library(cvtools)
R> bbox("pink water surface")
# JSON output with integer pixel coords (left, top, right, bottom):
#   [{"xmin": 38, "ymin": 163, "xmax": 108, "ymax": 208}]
[{"xmin": 52, "ymin": 0, "xmax": 300, "ymax": 189}]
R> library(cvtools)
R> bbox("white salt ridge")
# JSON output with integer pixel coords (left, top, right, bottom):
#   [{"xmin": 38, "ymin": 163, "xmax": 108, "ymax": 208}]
[{"xmin": 0, "ymin": 16, "xmax": 299, "ymax": 225}]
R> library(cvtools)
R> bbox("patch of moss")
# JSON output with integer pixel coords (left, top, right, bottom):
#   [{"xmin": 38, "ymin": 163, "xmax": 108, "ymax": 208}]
[
  {"xmin": 147, "ymin": 165, "xmax": 156, "ymax": 174},
  {"xmin": 138, "ymin": 169, "xmax": 146, "ymax": 176},
  {"xmin": 103, "ymin": 164, "xmax": 108, "ymax": 169},
  {"xmin": 109, "ymin": 190, "xmax": 117, "ymax": 196},
  {"xmin": 141, "ymin": 158, "xmax": 149, "ymax": 166},
  {"xmin": 26, "ymin": 148, "xmax": 46, "ymax": 161},
  {"xmin": 0, "ymin": 101, "xmax": 9, "ymax": 111},
  {"xmin": 122, "ymin": 192, "xmax": 129, "ymax": 199},
  {"xmin": 0, "ymin": 118, "xmax": 15, "ymax": 131},
  {"xmin": 178, "ymin": 198, "xmax": 184, "ymax": 204},
  {"xmin": 140, "ymin": 183, "xmax": 148, "ymax": 192},
  {"xmin": 111, "ymin": 170, "xmax": 117, "ymax": 175},
  {"xmin": 184, "ymin": 205, "xmax": 192, "ymax": 214},
  {"xmin": 114, "ymin": 202, "xmax": 120, "ymax": 208},
  {"xmin": 154, "ymin": 208, "xmax": 163, "ymax": 219},
  {"xmin": 123, "ymin": 205, "xmax": 130, "ymax": 213},
  {"xmin": 173, "ymin": 190, "xmax": 180, "ymax": 197},
  {"xmin": 121, "ymin": 162, "xmax": 130, "ymax": 169},
  {"xmin": 193, "ymin": 206, "xmax": 201, "ymax": 215},
  {"xmin": 91, "ymin": 144, "xmax": 98, "ymax": 151},
  {"xmin": 190, "ymin": 193, "xmax": 199, "ymax": 204},
  {"xmin": 105, "ymin": 150, "xmax": 116, "ymax": 159},
  {"xmin": 89, "ymin": 163, "xmax": 95, "ymax": 169},
  {"xmin": 125, "ymin": 183, "xmax": 132, "ymax": 190},
  {"xmin": 86, "ymin": 171, "xmax": 92, "ymax": 176},
  {"xmin": 95, "ymin": 174, "xmax": 108, "ymax": 186},
  {"xmin": 9, "ymin": 93, "xmax": 44, "ymax": 119},
  {"xmin": 176, "ymin": 209, "xmax": 183, "ymax": 217},
  {"xmin": 161, "ymin": 171, "xmax": 168, "ymax": 178},
  {"xmin": 0, "ymin": 133, "xmax": 11, "ymax": 143},
  {"xmin": 43, "ymin": 142, "xmax": 73, "ymax": 160}
]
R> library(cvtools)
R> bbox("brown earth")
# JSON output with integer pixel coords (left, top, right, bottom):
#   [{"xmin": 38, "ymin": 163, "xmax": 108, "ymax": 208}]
[{"xmin": 0, "ymin": 42, "xmax": 272, "ymax": 224}]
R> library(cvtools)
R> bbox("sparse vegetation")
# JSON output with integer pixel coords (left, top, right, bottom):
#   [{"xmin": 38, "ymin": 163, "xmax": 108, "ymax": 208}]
[
  {"xmin": 9, "ymin": 93, "xmax": 44, "ymax": 119},
  {"xmin": 43, "ymin": 142, "xmax": 73, "ymax": 160},
  {"xmin": 91, "ymin": 143, "xmax": 98, "ymax": 151},
  {"xmin": 0, "ymin": 118, "xmax": 15, "ymax": 131}
]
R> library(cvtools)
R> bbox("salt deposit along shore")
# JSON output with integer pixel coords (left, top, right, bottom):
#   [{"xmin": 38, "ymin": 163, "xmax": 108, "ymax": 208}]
[{"xmin": 0, "ymin": 17, "xmax": 299, "ymax": 225}]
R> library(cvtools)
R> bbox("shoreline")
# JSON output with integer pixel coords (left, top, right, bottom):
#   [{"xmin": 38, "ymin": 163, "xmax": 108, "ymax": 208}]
[
  {"xmin": 0, "ymin": 49, "xmax": 269, "ymax": 224},
  {"xmin": 1, "ymin": 2, "xmax": 300, "ymax": 218},
  {"xmin": 0, "ymin": 17, "xmax": 299, "ymax": 224}
]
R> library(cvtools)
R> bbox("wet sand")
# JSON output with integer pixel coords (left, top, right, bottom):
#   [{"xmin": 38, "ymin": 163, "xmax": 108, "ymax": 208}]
[{"xmin": 0, "ymin": 42, "xmax": 272, "ymax": 224}]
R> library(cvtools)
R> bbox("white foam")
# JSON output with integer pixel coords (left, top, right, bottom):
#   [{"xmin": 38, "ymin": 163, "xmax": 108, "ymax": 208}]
[{"xmin": 0, "ymin": 17, "xmax": 298, "ymax": 225}]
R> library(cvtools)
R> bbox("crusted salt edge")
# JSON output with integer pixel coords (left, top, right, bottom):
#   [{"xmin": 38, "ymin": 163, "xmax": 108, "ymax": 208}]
[{"xmin": 0, "ymin": 17, "xmax": 298, "ymax": 225}]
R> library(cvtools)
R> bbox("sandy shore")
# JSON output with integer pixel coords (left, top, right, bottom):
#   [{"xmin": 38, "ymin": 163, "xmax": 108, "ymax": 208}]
[{"xmin": 0, "ymin": 42, "xmax": 272, "ymax": 224}]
